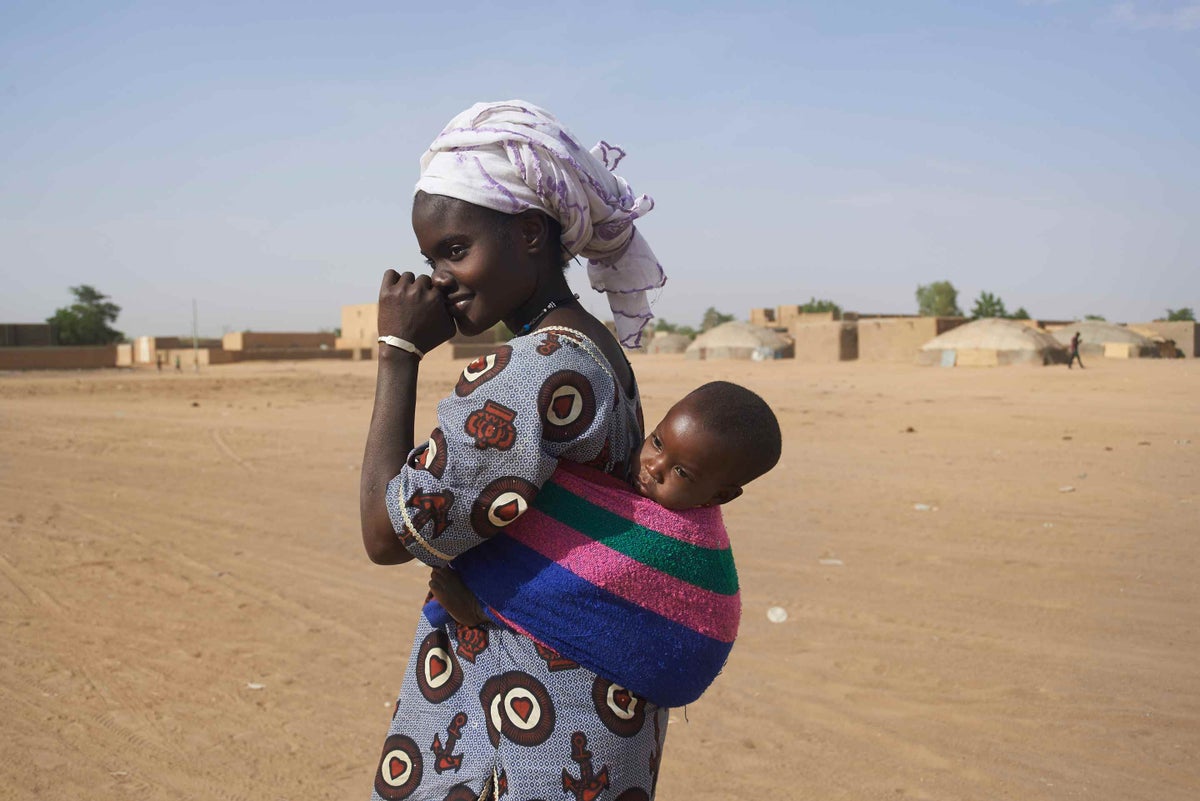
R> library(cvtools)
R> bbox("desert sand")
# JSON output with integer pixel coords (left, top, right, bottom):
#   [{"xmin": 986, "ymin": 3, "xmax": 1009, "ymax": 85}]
[{"xmin": 1, "ymin": 355, "xmax": 1197, "ymax": 800}]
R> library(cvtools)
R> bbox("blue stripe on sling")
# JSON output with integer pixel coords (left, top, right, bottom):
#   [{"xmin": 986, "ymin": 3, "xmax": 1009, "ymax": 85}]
[{"xmin": 445, "ymin": 533, "xmax": 734, "ymax": 708}]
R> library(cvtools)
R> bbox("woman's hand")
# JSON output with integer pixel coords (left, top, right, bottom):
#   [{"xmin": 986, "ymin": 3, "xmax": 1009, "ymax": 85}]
[
  {"xmin": 361, "ymin": 269, "xmax": 452, "ymax": 565},
  {"xmin": 429, "ymin": 567, "xmax": 488, "ymax": 627},
  {"xmin": 378, "ymin": 270, "xmax": 457, "ymax": 355}
]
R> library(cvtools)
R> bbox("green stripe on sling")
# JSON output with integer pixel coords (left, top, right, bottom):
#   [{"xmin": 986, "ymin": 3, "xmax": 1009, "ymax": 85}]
[{"xmin": 535, "ymin": 481, "xmax": 739, "ymax": 596}]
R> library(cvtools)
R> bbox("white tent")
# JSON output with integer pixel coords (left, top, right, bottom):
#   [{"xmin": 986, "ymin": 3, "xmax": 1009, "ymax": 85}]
[
  {"xmin": 1050, "ymin": 321, "xmax": 1159, "ymax": 359},
  {"xmin": 685, "ymin": 321, "xmax": 793, "ymax": 361},
  {"xmin": 643, "ymin": 332, "xmax": 692, "ymax": 354},
  {"xmin": 918, "ymin": 318, "xmax": 1068, "ymax": 366}
]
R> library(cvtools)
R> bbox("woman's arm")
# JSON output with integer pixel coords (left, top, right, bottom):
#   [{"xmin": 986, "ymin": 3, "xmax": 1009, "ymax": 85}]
[
  {"xmin": 380, "ymin": 326, "xmax": 622, "ymax": 566},
  {"xmin": 359, "ymin": 270, "xmax": 455, "ymax": 565},
  {"xmin": 360, "ymin": 347, "xmax": 420, "ymax": 564}
]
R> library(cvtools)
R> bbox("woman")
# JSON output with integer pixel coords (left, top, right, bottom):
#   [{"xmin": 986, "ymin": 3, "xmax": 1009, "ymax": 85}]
[{"xmin": 360, "ymin": 101, "xmax": 667, "ymax": 801}]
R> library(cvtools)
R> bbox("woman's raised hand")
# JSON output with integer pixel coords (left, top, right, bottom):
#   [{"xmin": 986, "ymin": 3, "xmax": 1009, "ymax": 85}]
[{"xmin": 377, "ymin": 270, "xmax": 457, "ymax": 355}]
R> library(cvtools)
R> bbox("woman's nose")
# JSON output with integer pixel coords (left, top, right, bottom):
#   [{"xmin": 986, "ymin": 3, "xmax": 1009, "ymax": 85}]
[{"xmin": 429, "ymin": 265, "xmax": 454, "ymax": 290}]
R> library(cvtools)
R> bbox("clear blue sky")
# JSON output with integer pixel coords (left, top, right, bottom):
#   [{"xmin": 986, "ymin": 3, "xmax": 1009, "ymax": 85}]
[{"xmin": 2, "ymin": 1, "xmax": 1197, "ymax": 337}]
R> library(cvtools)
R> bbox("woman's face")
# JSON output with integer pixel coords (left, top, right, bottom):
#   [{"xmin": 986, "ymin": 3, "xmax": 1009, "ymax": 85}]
[{"xmin": 412, "ymin": 194, "xmax": 535, "ymax": 337}]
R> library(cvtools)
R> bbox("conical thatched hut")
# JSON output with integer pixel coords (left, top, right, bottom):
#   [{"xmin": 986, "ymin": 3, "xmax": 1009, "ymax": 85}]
[
  {"xmin": 1050, "ymin": 321, "xmax": 1159, "ymax": 359},
  {"xmin": 685, "ymin": 321, "xmax": 794, "ymax": 361},
  {"xmin": 918, "ymin": 318, "xmax": 1068, "ymax": 366},
  {"xmin": 644, "ymin": 332, "xmax": 691, "ymax": 354}
]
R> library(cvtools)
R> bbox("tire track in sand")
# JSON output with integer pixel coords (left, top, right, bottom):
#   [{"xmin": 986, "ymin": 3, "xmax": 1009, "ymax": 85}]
[
  {"xmin": 0, "ymin": 552, "xmax": 65, "ymax": 616},
  {"xmin": 210, "ymin": 428, "xmax": 253, "ymax": 472}
]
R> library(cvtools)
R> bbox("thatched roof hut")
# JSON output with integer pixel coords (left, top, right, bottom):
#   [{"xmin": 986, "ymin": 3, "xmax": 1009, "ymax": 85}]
[
  {"xmin": 685, "ymin": 321, "xmax": 793, "ymax": 361},
  {"xmin": 918, "ymin": 318, "xmax": 1068, "ymax": 366},
  {"xmin": 644, "ymin": 332, "xmax": 691, "ymax": 354},
  {"xmin": 1050, "ymin": 321, "xmax": 1159, "ymax": 358}
]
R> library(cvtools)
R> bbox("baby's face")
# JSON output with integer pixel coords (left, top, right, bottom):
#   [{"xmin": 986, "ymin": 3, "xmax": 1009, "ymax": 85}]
[{"xmin": 633, "ymin": 398, "xmax": 742, "ymax": 510}]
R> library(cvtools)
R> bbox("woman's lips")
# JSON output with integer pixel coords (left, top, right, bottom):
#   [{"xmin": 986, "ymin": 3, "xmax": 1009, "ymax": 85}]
[{"xmin": 445, "ymin": 294, "xmax": 473, "ymax": 314}]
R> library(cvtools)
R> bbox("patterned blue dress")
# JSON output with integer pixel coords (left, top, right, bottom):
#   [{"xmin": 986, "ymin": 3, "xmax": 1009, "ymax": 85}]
[{"xmin": 372, "ymin": 328, "xmax": 667, "ymax": 801}]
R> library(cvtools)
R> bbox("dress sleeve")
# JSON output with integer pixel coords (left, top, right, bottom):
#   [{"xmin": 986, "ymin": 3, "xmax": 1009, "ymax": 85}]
[{"xmin": 385, "ymin": 330, "xmax": 619, "ymax": 567}]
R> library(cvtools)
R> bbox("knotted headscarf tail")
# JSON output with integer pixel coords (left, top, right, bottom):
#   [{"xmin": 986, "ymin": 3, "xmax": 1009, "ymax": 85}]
[{"xmin": 416, "ymin": 100, "xmax": 666, "ymax": 348}]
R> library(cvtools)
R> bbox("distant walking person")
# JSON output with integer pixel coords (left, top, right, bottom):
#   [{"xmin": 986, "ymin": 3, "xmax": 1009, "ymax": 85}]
[
  {"xmin": 1068, "ymin": 331, "xmax": 1084, "ymax": 369},
  {"xmin": 174, "ymin": 354, "xmax": 182, "ymax": 372}
]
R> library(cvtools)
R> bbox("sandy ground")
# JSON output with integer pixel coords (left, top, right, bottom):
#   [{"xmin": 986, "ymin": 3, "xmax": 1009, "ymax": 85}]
[{"xmin": 1, "ymin": 354, "xmax": 1198, "ymax": 801}]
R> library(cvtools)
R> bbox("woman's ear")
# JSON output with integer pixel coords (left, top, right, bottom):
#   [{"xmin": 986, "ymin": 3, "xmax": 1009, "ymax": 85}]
[{"xmin": 516, "ymin": 210, "xmax": 550, "ymax": 255}]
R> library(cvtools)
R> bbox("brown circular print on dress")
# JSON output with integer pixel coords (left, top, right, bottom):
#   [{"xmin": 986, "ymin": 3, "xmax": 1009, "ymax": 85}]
[
  {"xmin": 470, "ymin": 476, "xmax": 538, "ymax": 538},
  {"xmin": 409, "ymin": 427, "xmax": 448, "ymax": 478},
  {"xmin": 538, "ymin": 369, "xmax": 597, "ymax": 442},
  {"xmin": 478, "ymin": 671, "xmax": 556, "ymax": 748},
  {"xmin": 416, "ymin": 630, "xmax": 463, "ymax": 704},
  {"xmin": 592, "ymin": 677, "xmax": 646, "ymax": 737},
  {"xmin": 455, "ymin": 346, "xmax": 512, "ymax": 397},
  {"xmin": 479, "ymin": 674, "xmax": 504, "ymax": 748},
  {"xmin": 374, "ymin": 734, "xmax": 423, "ymax": 800}
]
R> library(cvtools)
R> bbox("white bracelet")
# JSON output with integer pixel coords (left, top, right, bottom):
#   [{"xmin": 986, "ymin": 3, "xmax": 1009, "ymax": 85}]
[{"xmin": 377, "ymin": 335, "xmax": 424, "ymax": 359}]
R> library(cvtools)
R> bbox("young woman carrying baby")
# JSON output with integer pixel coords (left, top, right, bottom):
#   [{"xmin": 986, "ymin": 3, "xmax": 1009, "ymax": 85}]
[{"xmin": 360, "ymin": 101, "xmax": 669, "ymax": 801}]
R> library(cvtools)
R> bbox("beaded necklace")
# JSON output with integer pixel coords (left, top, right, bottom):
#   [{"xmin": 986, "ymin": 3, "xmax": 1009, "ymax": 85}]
[{"xmin": 514, "ymin": 293, "xmax": 580, "ymax": 336}]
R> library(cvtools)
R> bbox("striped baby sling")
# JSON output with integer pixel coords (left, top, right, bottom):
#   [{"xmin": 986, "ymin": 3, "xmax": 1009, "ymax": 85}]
[{"xmin": 437, "ymin": 461, "xmax": 741, "ymax": 708}]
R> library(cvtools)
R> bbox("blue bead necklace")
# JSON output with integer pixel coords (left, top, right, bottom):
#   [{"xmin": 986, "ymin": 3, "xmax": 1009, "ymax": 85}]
[{"xmin": 515, "ymin": 293, "xmax": 579, "ymax": 336}]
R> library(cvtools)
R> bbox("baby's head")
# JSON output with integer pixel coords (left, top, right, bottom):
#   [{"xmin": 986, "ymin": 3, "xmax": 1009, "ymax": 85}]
[{"xmin": 634, "ymin": 381, "xmax": 781, "ymax": 510}]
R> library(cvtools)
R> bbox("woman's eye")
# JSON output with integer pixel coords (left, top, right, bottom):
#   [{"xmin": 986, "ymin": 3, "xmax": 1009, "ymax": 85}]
[
  {"xmin": 651, "ymin": 433, "xmax": 662, "ymax": 449},
  {"xmin": 674, "ymin": 466, "xmax": 689, "ymax": 479},
  {"xmin": 423, "ymin": 258, "xmax": 435, "ymax": 270},
  {"xmin": 448, "ymin": 245, "xmax": 468, "ymax": 259}
]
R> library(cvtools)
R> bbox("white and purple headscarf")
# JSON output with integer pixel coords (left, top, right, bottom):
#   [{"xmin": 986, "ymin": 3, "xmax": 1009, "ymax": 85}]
[{"xmin": 416, "ymin": 100, "xmax": 666, "ymax": 348}]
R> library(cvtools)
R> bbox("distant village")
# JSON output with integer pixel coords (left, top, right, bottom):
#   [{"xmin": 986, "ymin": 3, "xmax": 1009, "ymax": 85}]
[
  {"xmin": 1, "ymin": 301, "xmax": 1195, "ymax": 371},
  {"xmin": 737, "ymin": 306, "xmax": 1196, "ymax": 365}
]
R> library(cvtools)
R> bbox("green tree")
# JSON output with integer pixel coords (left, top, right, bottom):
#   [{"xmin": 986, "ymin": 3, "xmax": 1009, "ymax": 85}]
[
  {"xmin": 1165, "ymin": 307, "xmax": 1196, "ymax": 322},
  {"xmin": 699, "ymin": 307, "xmax": 735, "ymax": 333},
  {"xmin": 915, "ymin": 281, "xmax": 963, "ymax": 317},
  {"xmin": 654, "ymin": 319, "xmax": 696, "ymax": 339},
  {"xmin": 1084, "ymin": 314, "xmax": 1106, "ymax": 321},
  {"xmin": 46, "ymin": 285, "xmax": 124, "ymax": 345},
  {"xmin": 970, "ymin": 291, "xmax": 1009, "ymax": 319},
  {"xmin": 1011, "ymin": 307, "xmax": 1031, "ymax": 320},
  {"xmin": 798, "ymin": 297, "xmax": 842, "ymax": 318}
]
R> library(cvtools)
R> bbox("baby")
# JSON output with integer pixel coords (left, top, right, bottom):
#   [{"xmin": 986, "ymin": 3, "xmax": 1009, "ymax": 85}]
[{"xmin": 430, "ymin": 379, "xmax": 781, "ymax": 629}]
